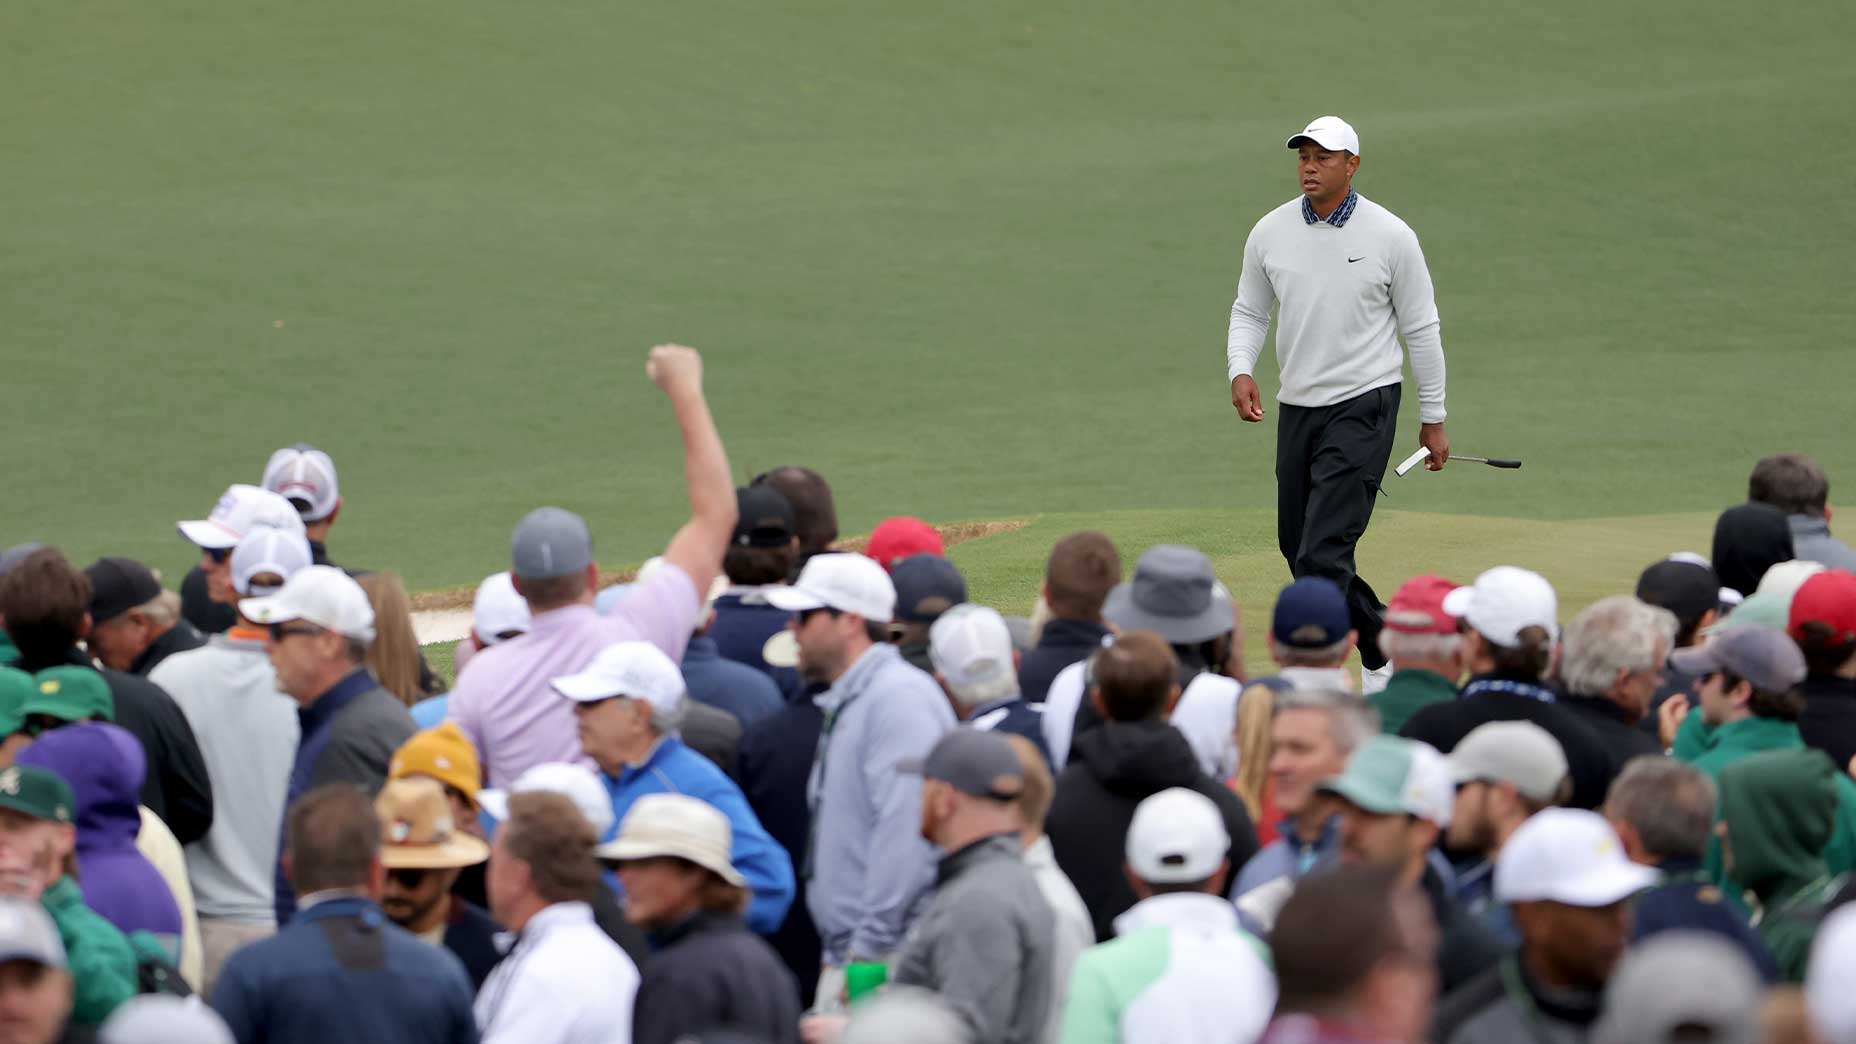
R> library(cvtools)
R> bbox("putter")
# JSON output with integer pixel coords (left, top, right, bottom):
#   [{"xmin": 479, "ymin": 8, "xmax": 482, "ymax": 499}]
[{"xmin": 1394, "ymin": 448, "xmax": 1523, "ymax": 477}]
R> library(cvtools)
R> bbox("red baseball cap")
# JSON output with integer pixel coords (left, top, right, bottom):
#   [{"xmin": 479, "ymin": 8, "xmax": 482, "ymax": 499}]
[
  {"xmin": 1789, "ymin": 570, "xmax": 1856, "ymax": 647},
  {"xmin": 865, "ymin": 517, "xmax": 943, "ymax": 572},
  {"xmin": 1384, "ymin": 574, "xmax": 1462, "ymax": 635}
]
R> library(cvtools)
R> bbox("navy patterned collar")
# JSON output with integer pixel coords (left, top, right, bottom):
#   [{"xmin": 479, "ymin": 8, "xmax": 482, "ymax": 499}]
[{"xmin": 1302, "ymin": 188, "xmax": 1358, "ymax": 227}]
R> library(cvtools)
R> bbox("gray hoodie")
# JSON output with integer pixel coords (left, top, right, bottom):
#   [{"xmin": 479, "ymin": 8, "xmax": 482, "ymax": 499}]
[{"xmin": 806, "ymin": 643, "xmax": 954, "ymax": 964}]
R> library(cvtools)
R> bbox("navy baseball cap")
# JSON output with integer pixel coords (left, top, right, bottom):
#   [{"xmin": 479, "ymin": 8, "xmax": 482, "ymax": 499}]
[
  {"xmin": 892, "ymin": 554, "xmax": 967, "ymax": 624},
  {"xmin": 1272, "ymin": 577, "xmax": 1350, "ymax": 648}
]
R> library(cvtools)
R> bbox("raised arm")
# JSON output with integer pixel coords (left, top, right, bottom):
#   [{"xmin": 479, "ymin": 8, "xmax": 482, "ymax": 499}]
[{"xmin": 649, "ymin": 344, "xmax": 738, "ymax": 598}]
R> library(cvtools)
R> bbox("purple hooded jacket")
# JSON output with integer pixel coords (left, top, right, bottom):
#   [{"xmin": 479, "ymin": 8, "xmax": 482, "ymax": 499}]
[{"xmin": 19, "ymin": 724, "xmax": 182, "ymax": 950}]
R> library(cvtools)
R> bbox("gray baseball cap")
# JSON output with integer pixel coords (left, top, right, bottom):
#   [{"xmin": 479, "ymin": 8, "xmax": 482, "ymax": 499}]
[
  {"xmin": 1592, "ymin": 932, "xmax": 1758, "ymax": 1044},
  {"xmin": 898, "ymin": 728, "xmax": 1025, "ymax": 801},
  {"xmin": 1445, "ymin": 721, "xmax": 1568, "ymax": 803},
  {"xmin": 511, "ymin": 507, "xmax": 593, "ymax": 581},
  {"xmin": 1669, "ymin": 625, "xmax": 1806, "ymax": 693},
  {"xmin": 0, "ymin": 896, "xmax": 66, "ymax": 969},
  {"xmin": 1102, "ymin": 545, "xmax": 1233, "ymax": 645}
]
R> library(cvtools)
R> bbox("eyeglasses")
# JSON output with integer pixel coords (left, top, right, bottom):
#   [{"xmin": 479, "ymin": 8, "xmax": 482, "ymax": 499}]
[
  {"xmin": 386, "ymin": 867, "xmax": 432, "ymax": 889},
  {"xmin": 204, "ymin": 548, "xmax": 232, "ymax": 564},
  {"xmin": 267, "ymin": 623, "xmax": 324, "ymax": 643}
]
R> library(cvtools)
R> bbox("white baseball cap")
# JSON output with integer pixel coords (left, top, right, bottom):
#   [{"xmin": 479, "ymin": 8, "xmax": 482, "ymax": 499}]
[
  {"xmin": 230, "ymin": 526, "xmax": 314, "ymax": 597},
  {"xmin": 261, "ymin": 444, "xmax": 340, "ymax": 523},
  {"xmin": 1286, "ymin": 115, "xmax": 1360, "ymax": 154},
  {"xmin": 928, "ymin": 604, "xmax": 1018, "ymax": 703},
  {"xmin": 595, "ymin": 792, "xmax": 744, "ymax": 886},
  {"xmin": 1443, "ymin": 566, "xmax": 1559, "ymax": 647},
  {"xmin": 1807, "ymin": 904, "xmax": 1856, "ymax": 1044},
  {"xmin": 550, "ymin": 641, "xmax": 686, "ymax": 714},
  {"xmin": 471, "ymin": 572, "xmax": 531, "ymax": 646},
  {"xmin": 1494, "ymin": 808, "xmax": 1659, "ymax": 906},
  {"xmin": 239, "ymin": 564, "xmax": 375, "ymax": 642},
  {"xmin": 478, "ymin": 762, "xmax": 614, "ymax": 837},
  {"xmin": 765, "ymin": 552, "xmax": 896, "ymax": 621},
  {"xmin": 1444, "ymin": 721, "xmax": 1568, "ymax": 803},
  {"xmin": 1126, "ymin": 787, "xmax": 1228, "ymax": 884},
  {"xmin": 178, "ymin": 484, "xmax": 306, "ymax": 550}
]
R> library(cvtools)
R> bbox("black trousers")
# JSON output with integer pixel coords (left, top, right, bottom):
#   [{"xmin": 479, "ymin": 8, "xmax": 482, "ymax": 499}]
[{"xmin": 1276, "ymin": 384, "xmax": 1400, "ymax": 670}]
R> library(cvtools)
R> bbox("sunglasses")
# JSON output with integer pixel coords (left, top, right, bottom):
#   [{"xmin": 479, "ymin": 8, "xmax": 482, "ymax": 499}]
[
  {"xmin": 204, "ymin": 548, "xmax": 232, "ymax": 564},
  {"xmin": 386, "ymin": 867, "xmax": 433, "ymax": 889},
  {"xmin": 267, "ymin": 623, "xmax": 324, "ymax": 643},
  {"xmin": 797, "ymin": 607, "xmax": 842, "ymax": 626}
]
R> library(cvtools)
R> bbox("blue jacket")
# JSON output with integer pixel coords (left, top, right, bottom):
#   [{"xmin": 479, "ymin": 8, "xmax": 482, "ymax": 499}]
[
  {"xmin": 211, "ymin": 895, "xmax": 478, "ymax": 1044},
  {"xmin": 604, "ymin": 737, "xmax": 795, "ymax": 935},
  {"xmin": 1016, "ymin": 619, "xmax": 1109, "ymax": 706},
  {"xmin": 681, "ymin": 636, "xmax": 783, "ymax": 730},
  {"xmin": 1631, "ymin": 857, "xmax": 1781, "ymax": 982}
]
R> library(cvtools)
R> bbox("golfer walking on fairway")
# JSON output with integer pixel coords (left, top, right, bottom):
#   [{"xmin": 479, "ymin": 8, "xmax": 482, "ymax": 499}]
[{"xmin": 1227, "ymin": 115, "xmax": 1450, "ymax": 678}]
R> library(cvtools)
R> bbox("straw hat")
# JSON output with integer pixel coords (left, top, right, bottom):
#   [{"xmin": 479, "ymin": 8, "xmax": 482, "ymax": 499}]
[{"xmin": 375, "ymin": 778, "xmax": 490, "ymax": 870}]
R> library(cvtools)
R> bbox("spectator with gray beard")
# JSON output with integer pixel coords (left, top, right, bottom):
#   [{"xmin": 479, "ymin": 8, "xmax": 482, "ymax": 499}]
[
  {"xmin": 1555, "ymin": 597, "xmax": 1671, "ymax": 779},
  {"xmin": 1750, "ymin": 453, "xmax": 1856, "ymax": 572},
  {"xmin": 1602, "ymin": 756, "xmax": 1779, "ymax": 981}
]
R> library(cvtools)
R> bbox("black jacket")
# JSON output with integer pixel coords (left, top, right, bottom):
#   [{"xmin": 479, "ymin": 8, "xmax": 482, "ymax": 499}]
[
  {"xmin": 1559, "ymin": 694, "xmax": 1663, "ymax": 781},
  {"xmin": 1046, "ymin": 719, "xmax": 1259, "ymax": 942},
  {"xmin": 1422, "ymin": 863, "xmax": 1507, "ymax": 994},
  {"xmin": 178, "ymin": 566, "xmax": 236, "ymax": 636},
  {"xmin": 1631, "ymin": 857, "xmax": 1779, "ymax": 982},
  {"xmin": 1017, "ymin": 619, "xmax": 1109, "ymax": 705},
  {"xmin": 1800, "ymin": 674, "xmax": 1856, "ymax": 777},
  {"xmin": 127, "ymin": 624, "xmax": 205, "ymax": 678},
  {"xmin": 734, "ymin": 699, "xmax": 825, "ymax": 1005},
  {"xmin": 441, "ymin": 898, "xmax": 504, "ymax": 991},
  {"xmin": 1400, "ymin": 674, "xmax": 1616, "ymax": 810},
  {"xmin": 16, "ymin": 649, "xmax": 213, "ymax": 844},
  {"xmin": 633, "ymin": 912, "xmax": 801, "ymax": 1044}
]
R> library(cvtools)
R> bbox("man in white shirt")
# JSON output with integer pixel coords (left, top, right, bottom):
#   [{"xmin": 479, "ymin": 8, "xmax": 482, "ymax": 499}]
[
  {"xmin": 1227, "ymin": 115, "xmax": 1451, "ymax": 679},
  {"xmin": 477, "ymin": 791, "xmax": 638, "ymax": 1044}
]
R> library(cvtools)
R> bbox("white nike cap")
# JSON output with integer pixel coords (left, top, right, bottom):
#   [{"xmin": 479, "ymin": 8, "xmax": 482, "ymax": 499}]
[
  {"xmin": 1495, "ymin": 808, "xmax": 1658, "ymax": 906},
  {"xmin": 765, "ymin": 552, "xmax": 896, "ymax": 622},
  {"xmin": 178, "ymin": 485, "xmax": 306, "ymax": 551},
  {"xmin": 1126, "ymin": 787, "xmax": 1229, "ymax": 884},
  {"xmin": 1286, "ymin": 115, "xmax": 1360, "ymax": 155}
]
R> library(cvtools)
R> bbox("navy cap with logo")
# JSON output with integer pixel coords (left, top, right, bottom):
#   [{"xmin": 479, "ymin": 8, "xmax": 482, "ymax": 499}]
[
  {"xmin": 898, "ymin": 728, "xmax": 1025, "ymax": 801},
  {"xmin": 0, "ymin": 765, "xmax": 74, "ymax": 825},
  {"xmin": 84, "ymin": 557, "xmax": 164, "ymax": 626},
  {"xmin": 732, "ymin": 486, "xmax": 796, "ymax": 549},
  {"xmin": 1272, "ymin": 576, "xmax": 1351, "ymax": 648},
  {"xmin": 892, "ymin": 554, "xmax": 967, "ymax": 624}
]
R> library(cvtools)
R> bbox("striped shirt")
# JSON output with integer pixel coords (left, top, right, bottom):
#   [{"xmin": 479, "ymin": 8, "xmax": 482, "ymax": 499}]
[{"xmin": 1300, "ymin": 188, "xmax": 1358, "ymax": 227}]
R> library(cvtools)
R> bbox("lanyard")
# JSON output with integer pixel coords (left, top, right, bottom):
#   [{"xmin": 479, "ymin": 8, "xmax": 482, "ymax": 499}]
[{"xmin": 800, "ymin": 684, "xmax": 869, "ymax": 880}]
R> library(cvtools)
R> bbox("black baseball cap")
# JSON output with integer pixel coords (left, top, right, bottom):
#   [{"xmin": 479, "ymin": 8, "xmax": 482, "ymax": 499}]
[
  {"xmin": 83, "ymin": 558, "xmax": 162, "ymax": 625},
  {"xmin": 1636, "ymin": 557, "xmax": 1720, "ymax": 627},
  {"xmin": 732, "ymin": 486, "xmax": 796, "ymax": 549},
  {"xmin": 892, "ymin": 554, "xmax": 966, "ymax": 624}
]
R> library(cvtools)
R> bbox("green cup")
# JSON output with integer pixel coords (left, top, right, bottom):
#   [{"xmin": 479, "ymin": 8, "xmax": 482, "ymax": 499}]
[{"xmin": 844, "ymin": 961, "xmax": 888, "ymax": 1005}]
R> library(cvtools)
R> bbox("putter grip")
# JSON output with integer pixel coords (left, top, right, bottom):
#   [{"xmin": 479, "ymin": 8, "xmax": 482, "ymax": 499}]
[{"xmin": 1483, "ymin": 458, "xmax": 1522, "ymax": 469}]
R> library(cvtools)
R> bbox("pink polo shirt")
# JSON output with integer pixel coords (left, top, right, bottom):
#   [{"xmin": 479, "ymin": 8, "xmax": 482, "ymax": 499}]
[{"xmin": 446, "ymin": 564, "xmax": 699, "ymax": 787}]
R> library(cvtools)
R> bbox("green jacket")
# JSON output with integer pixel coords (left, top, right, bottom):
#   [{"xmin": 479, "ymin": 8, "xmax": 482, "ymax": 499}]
[
  {"xmin": 1717, "ymin": 749, "xmax": 1848, "ymax": 982},
  {"xmin": 1678, "ymin": 715, "xmax": 1856, "ymax": 879},
  {"xmin": 42, "ymin": 875, "xmax": 137, "ymax": 1025},
  {"xmin": 1373, "ymin": 669, "xmax": 1458, "ymax": 736}
]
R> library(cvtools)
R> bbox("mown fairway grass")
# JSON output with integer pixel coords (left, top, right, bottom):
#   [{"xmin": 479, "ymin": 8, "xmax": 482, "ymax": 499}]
[{"xmin": 5, "ymin": 0, "xmax": 1852, "ymax": 595}]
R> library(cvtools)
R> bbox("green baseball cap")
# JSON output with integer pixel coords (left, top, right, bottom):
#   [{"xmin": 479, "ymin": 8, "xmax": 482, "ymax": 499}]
[
  {"xmin": 0, "ymin": 670, "xmax": 32, "ymax": 736},
  {"xmin": 1316, "ymin": 735, "xmax": 1455, "ymax": 828},
  {"xmin": 0, "ymin": 765, "xmax": 74, "ymax": 825},
  {"xmin": 22, "ymin": 667, "xmax": 113, "ymax": 725}
]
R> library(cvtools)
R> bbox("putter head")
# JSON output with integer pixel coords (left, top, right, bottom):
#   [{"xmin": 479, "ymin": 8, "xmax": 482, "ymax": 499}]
[{"xmin": 1394, "ymin": 447, "xmax": 1431, "ymax": 477}]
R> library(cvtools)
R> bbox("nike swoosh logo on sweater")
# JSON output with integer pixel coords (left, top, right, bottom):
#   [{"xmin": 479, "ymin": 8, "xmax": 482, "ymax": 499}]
[{"xmin": 1348, "ymin": 256, "xmax": 1365, "ymax": 263}]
